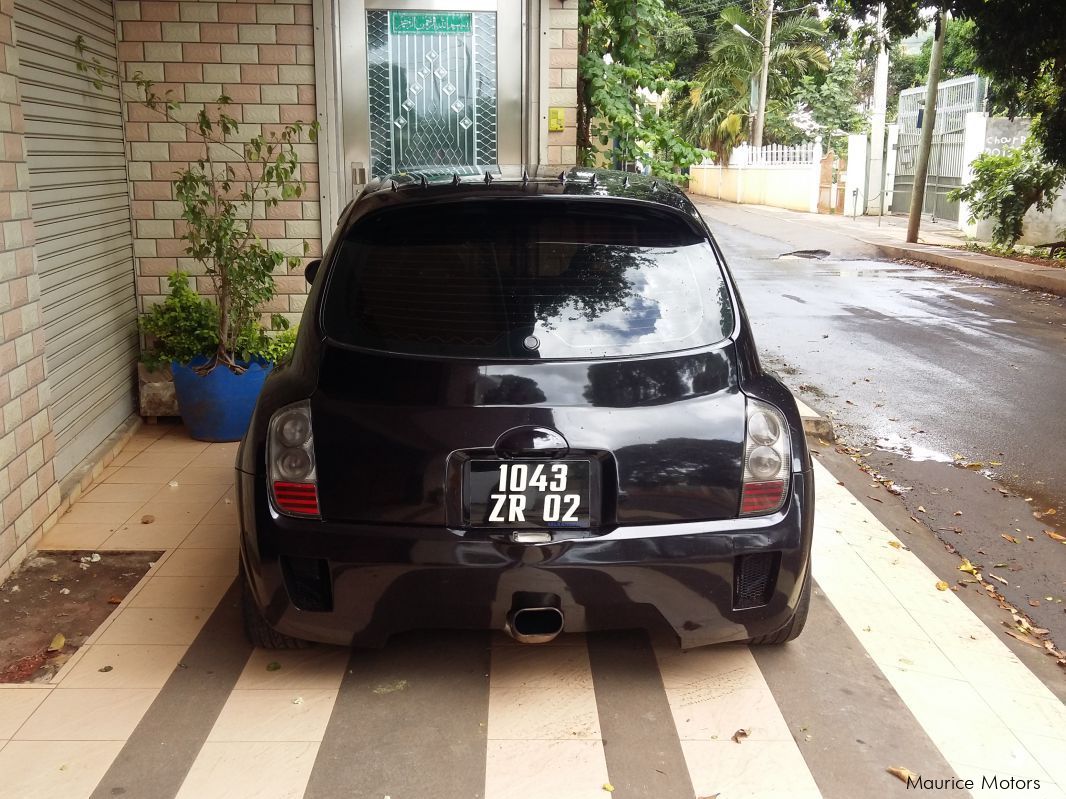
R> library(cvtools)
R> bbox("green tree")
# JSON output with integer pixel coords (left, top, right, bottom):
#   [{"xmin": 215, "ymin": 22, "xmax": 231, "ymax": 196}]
[
  {"xmin": 794, "ymin": 47, "xmax": 867, "ymax": 142},
  {"xmin": 949, "ymin": 138, "xmax": 1066, "ymax": 249},
  {"xmin": 837, "ymin": 1, "xmax": 1066, "ymax": 169},
  {"xmin": 578, "ymin": 0, "xmax": 706, "ymax": 176},
  {"xmin": 679, "ymin": 5, "xmax": 828, "ymax": 159}
]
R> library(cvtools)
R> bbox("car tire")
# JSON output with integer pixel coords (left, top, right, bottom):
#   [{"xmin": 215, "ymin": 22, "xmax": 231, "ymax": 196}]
[
  {"xmin": 240, "ymin": 563, "xmax": 312, "ymax": 650},
  {"xmin": 745, "ymin": 562, "xmax": 812, "ymax": 645}
]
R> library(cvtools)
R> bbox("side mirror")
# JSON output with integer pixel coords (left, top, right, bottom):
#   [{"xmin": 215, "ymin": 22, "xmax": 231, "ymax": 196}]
[{"xmin": 304, "ymin": 258, "xmax": 322, "ymax": 285}]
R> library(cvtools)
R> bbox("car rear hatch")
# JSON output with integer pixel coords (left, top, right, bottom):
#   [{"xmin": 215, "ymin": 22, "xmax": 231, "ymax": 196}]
[{"xmin": 311, "ymin": 196, "xmax": 745, "ymax": 529}]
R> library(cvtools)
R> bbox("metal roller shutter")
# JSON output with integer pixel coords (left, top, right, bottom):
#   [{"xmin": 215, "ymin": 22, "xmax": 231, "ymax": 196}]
[{"xmin": 15, "ymin": 0, "xmax": 139, "ymax": 480}]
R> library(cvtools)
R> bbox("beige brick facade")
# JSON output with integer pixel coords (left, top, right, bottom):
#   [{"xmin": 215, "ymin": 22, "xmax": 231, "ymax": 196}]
[
  {"xmin": 0, "ymin": 0, "xmax": 61, "ymax": 584},
  {"xmin": 546, "ymin": 0, "xmax": 578, "ymax": 166},
  {"xmin": 115, "ymin": 0, "xmax": 321, "ymax": 324}
]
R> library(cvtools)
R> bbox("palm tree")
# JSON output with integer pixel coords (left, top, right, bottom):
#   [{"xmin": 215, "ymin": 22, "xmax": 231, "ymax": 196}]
[{"xmin": 680, "ymin": 5, "xmax": 828, "ymax": 160}]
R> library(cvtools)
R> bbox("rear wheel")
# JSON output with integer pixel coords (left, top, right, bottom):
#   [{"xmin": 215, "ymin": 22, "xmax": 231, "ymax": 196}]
[
  {"xmin": 746, "ymin": 561, "xmax": 811, "ymax": 645},
  {"xmin": 240, "ymin": 562, "xmax": 311, "ymax": 650}
]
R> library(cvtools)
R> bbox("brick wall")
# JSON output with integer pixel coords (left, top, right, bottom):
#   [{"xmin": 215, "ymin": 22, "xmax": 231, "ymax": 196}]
[
  {"xmin": 114, "ymin": 0, "xmax": 321, "ymax": 324},
  {"xmin": 0, "ymin": 0, "xmax": 60, "ymax": 582},
  {"xmin": 546, "ymin": 0, "xmax": 578, "ymax": 166}
]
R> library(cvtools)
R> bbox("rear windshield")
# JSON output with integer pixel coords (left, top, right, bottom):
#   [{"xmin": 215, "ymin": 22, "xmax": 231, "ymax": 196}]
[{"xmin": 321, "ymin": 199, "xmax": 734, "ymax": 359}]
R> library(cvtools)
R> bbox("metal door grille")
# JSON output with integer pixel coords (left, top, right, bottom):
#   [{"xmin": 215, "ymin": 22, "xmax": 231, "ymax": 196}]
[{"xmin": 366, "ymin": 10, "xmax": 497, "ymax": 178}]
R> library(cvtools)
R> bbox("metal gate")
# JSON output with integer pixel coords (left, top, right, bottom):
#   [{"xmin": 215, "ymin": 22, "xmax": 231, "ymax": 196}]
[
  {"xmin": 15, "ymin": 0, "xmax": 139, "ymax": 480},
  {"xmin": 891, "ymin": 75, "xmax": 986, "ymax": 222}
]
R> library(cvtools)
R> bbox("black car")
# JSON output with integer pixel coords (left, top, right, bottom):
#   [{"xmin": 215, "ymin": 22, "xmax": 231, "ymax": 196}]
[{"xmin": 236, "ymin": 167, "xmax": 813, "ymax": 650}]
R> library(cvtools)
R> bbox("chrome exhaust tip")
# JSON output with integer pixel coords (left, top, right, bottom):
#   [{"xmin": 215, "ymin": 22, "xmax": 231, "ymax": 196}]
[{"xmin": 505, "ymin": 607, "xmax": 565, "ymax": 644}]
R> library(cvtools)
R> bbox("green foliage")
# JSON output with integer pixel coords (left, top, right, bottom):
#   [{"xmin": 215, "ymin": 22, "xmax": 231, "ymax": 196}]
[
  {"xmin": 834, "ymin": 1, "xmax": 1066, "ymax": 169},
  {"xmin": 795, "ymin": 48, "xmax": 867, "ymax": 138},
  {"xmin": 578, "ymin": 0, "xmax": 707, "ymax": 177},
  {"xmin": 139, "ymin": 273, "xmax": 219, "ymax": 370},
  {"xmin": 679, "ymin": 5, "xmax": 828, "ymax": 160},
  {"xmin": 74, "ymin": 36, "xmax": 317, "ymax": 373},
  {"xmin": 948, "ymin": 139, "xmax": 1066, "ymax": 249}
]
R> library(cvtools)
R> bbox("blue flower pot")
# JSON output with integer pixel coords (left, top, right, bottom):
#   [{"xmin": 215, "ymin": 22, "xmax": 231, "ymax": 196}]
[{"xmin": 171, "ymin": 356, "xmax": 273, "ymax": 442}]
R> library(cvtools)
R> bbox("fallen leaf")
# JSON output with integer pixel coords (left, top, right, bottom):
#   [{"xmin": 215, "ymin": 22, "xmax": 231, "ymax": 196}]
[
  {"xmin": 953, "ymin": 510, "xmax": 963, "ymax": 517},
  {"xmin": 989, "ymin": 461, "xmax": 1003, "ymax": 466},
  {"xmin": 1045, "ymin": 530, "xmax": 1066, "ymax": 542},
  {"xmin": 958, "ymin": 559, "xmax": 980, "ymax": 576},
  {"xmin": 603, "ymin": 784, "xmax": 615, "ymax": 793},
  {"xmin": 887, "ymin": 766, "xmax": 919, "ymax": 783},
  {"xmin": 140, "ymin": 515, "xmax": 155, "ymax": 525},
  {"xmin": 98, "ymin": 665, "xmax": 113, "ymax": 673},
  {"xmin": 1029, "ymin": 599, "xmax": 1041, "ymax": 607},
  {"xmin": 107, "ymin": 595, "xmax": 123, "ymax": 605},
  {"xmin": 731, "ymin": 728, "xmax": 750, "ymax": 744},
  {"xmin": 867, "ymin": 495, "xmax": 884, "ymax": 503},
  {"xmin": 292, "ymin": 697, "xmax": 303, "ymax": 705},
  {"xmin": 917, "ymin": 506, "xmax": 926, "ymax": 513},
  {"xmin": 965, "ymin": 462, "xmax": 984, "ymax": 470},
  {"xmin": 47, "ymin": 633, "xmax": 66, "ymax": 653},
  {"xmin": 888, "ymin": 540, "xmax": 902, "ymax": 549},
  {"xmin": 266, "ymin": 661, "xmax": 282, "ymax": 672},
  {"xmin": 1001, "ymin": 534, "xmax": 1019, "ymax": 544},
  {"xmin": 935, "ymin": 581, "xmax": 949, "ymax": 591},
  {"xmin": 1004, "ymin": 630, "xmax": 1043, "ymax": 647},
  {"xmin": 988, "ymin": 573, "xmax": 1009, "ymax": 585}
]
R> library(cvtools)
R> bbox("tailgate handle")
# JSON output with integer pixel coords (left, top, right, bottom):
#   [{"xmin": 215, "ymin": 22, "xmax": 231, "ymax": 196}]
[{"xmin": 493, "ymin": 427, "xmax": 569, "ymax": 459}]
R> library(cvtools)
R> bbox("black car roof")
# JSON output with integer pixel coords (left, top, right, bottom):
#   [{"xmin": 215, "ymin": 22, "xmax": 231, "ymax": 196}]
[{"xmin": 350, "ymin": 166, "xmax": 705, "ymax": 228}]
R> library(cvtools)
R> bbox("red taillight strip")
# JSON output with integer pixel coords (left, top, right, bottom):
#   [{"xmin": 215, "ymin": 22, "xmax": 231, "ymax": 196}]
[
  {"xmin": 740, "ymin": 480, "xmax": 787, "ymax": 515},
  {"xmin": 273, "ymin": 481, "xmax": 320, "ymax": 517}
]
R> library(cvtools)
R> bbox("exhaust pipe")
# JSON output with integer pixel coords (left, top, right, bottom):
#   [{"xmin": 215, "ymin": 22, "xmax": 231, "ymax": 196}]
[{"xmin": 505, "ymin": 607, "xmax": 565, "ymax": 644}]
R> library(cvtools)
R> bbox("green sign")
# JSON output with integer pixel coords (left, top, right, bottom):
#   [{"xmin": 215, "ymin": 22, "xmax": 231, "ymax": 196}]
[{"xmin": 389, "ymin": 11, "xmax": 472, "ymax": 35}]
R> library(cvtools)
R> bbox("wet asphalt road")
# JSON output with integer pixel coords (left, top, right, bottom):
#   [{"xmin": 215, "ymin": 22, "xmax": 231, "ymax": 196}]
[{"xmin": 695, "ymin": 199, "xmax": 1066, "ymax": 644}]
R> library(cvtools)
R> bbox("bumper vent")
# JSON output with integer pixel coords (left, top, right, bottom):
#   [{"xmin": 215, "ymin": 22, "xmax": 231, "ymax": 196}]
[
  {"xmin": 281, "ymin": 556, "xmax": 333, "ymax": 612},
  {"xmin": 733, "ymin": 552, "xmax": 779, "ymax": 610}
]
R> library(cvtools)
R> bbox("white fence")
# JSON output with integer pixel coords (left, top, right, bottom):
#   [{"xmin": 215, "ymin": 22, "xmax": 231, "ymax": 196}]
[{"xmin": 690, "ymin": 139, "xmax": 824, "ymax": 213}]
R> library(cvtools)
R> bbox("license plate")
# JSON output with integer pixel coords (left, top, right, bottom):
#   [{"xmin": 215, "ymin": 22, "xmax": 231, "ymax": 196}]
[{"xmin": 465, "ymin": 460, "xmax": 591, "ymax": 529}]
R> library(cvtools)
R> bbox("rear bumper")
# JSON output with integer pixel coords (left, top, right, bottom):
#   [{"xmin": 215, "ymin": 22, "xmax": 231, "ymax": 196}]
[{"xmin": 238, "ymin": 470, "xmax": 814, "ymax": 649}]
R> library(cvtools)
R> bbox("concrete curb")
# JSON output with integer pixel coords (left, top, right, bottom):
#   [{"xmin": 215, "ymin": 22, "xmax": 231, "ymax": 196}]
[
  {"xmin": 869, "ymin": 241, "xmax": 1066, "ymax": 298},
  {"xmin": 795, "ymin": 398, "xmax": 835, "ymax": 441}
]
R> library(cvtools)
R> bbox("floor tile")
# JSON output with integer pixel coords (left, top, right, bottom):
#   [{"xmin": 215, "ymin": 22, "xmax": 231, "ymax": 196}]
[
  {"xmin": 188, "ymin": 445, "xmax": 240, "ymax": 468},
  {"xmin": 14, "ymin": 688, "xmax": 157, "ymax": 741},
  {"xmin": 0, "ymin": 740, "xmax": 124, "ymax": 799},
  {"xmin": 100, "ymin": 523, "xmax": 193, "ymax": 550},
  {"xmin": 125, "ymin": 450, "xmax": 200, "ymax": 470},
  {"xmin": 666, "ymin": 685, "xmax": 793, "ymax": 742},
  {"xmin": 150, "ymin": 481, "xmax": 231, "ymax": 505},
  {"xmin": 175, "ymin": 741, "xmax": 319, "ymax": 799},
  {"xmin": 38, "ymin": 523, "xmax": 117, "ymax": 550},
  {"xmin": 208, "ymin": 689, "xmax": 338, "ymax": 742},
  {"xmin": 680, "ymin": 739, "xmax": 820, "ymax": 799},
  {"xmin": 235, "ymin": 648, "xmax": 350, "ymax": 691},
  {"xmin": 487, "ymin": 685, "xmax": 600, "ymax": 740},
  {"xmin": 104, "ymin": 466, "xmax": 182, "ymax": 484},
  {"xmin": 145, "ymin": 439, "xmax": 209, "ymax": 455},
  {"xmin": 182, "ymin": 523, "xmax": 239, "ymax": 549},
  {"xmin": 484, "ymin": 740, "xmax": 609, "ymax": 799},
  {"xmin": 199, "ymin": 498, "xmax": 238, "ymax": 526},
  {"xmin": 489, "ymin": 644, "xmax": 594, "ymax": 689},
  {"xmin": 154, "ymin": 548, "xmax": 238, "ymax": 578},
  {"xmin": 174, "ymin": 466, "xmax": 236, "ymax": 485},
  {"xmin": 96, "ymin": 607, "xmax": 212, "ymax": 646},
  {"xmin": 0, "ymin": 689, "xmax": 51, "ymax": 738},
  {"xmin": 57, "ymin": 645, "xmax": 187, "ymax": 689},
  {"xmin": 58, "ymin": 502, "xmax": 142, "ymax": 526},
  {"xmin": 656, "ymin": 644, "xmax": 763, "ymax": 691},
  {"xmin": 81, "ymin": 483, "xmax": 160, "ymax": 503},
  {"xmin": 128, "ymin": 499, "xmax": 213, "ymax": 529},
  {"xmin": 127, "ymin": 575, "xmax": 233, "ymax": 609}
]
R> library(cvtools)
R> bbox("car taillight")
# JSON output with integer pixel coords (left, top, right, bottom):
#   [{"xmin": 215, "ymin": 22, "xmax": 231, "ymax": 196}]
[
  {"xmin": 268, "ymin": 401, "xmax": 319, "ymax": 518},
  {"xmin": 740, "ymin": 401, "xmax": 790, "ymax": 516}
]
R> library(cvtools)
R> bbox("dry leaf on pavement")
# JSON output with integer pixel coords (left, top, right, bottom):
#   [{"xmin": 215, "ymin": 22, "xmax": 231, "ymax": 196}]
[
  {"xmin": 1001, "ymin": 534, "xmax": 1019, "ymax": 544},
  {"xmin": 958, "ymin": 559, "xmax": 980, "ymax": 576},
  {"xmin": 47, "ymin": 633, "xmax": 66, "ymax": 653},
  {"xmin": 1045, "ymin": 530, "xmax": 1066, "ymax": 542},
  {"xmin": 887, "ymin": 766, "xmax": 919, "ymax": 783},
  {"xmin": 935, "ymin": 581, "xmax": 949, "ymax": 591},
  {"xmin": 731, "ymin": 728, "xmax": 750, "ymax": 744}
]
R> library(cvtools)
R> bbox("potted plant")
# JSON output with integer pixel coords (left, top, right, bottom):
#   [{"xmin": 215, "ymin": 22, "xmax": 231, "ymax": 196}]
[{"xmin": 76, "ymin": 39, "xmax": 318, "ymax": 441}]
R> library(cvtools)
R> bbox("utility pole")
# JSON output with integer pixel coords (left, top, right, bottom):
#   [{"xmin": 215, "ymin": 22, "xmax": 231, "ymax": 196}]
[
  {"xmin": 867, "ymin": 4, "xmax": 889, "ymax": 214},
  {"xmin": 906, "ymin": 10, "xmax": 946, "ymax": 243},
  {"xmin": 752, "ymin": 0, "xmax": 773, "ymax": 148}
]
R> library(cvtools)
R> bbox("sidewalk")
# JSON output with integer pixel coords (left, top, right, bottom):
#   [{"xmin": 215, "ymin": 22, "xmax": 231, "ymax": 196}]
[{"xmin": 688, "ymin": 196, "xmax": 1066, "ymax": 297}]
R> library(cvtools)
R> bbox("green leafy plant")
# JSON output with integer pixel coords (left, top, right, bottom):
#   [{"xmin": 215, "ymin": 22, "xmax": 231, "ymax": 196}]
[
  {"xmin": 578, "ymin": 0, "xmax": 707, "ymax": 179},
  {"xmin": 949, "ymin": 138, "xmax": 1066, "ymax": 249},
  {"xmin": 139, "ymin": 273, "xmax": 219, "ymax": 370},
  {"xmin": 75, "ymin": 36, "xmax": 318, "ymax": 373}
]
